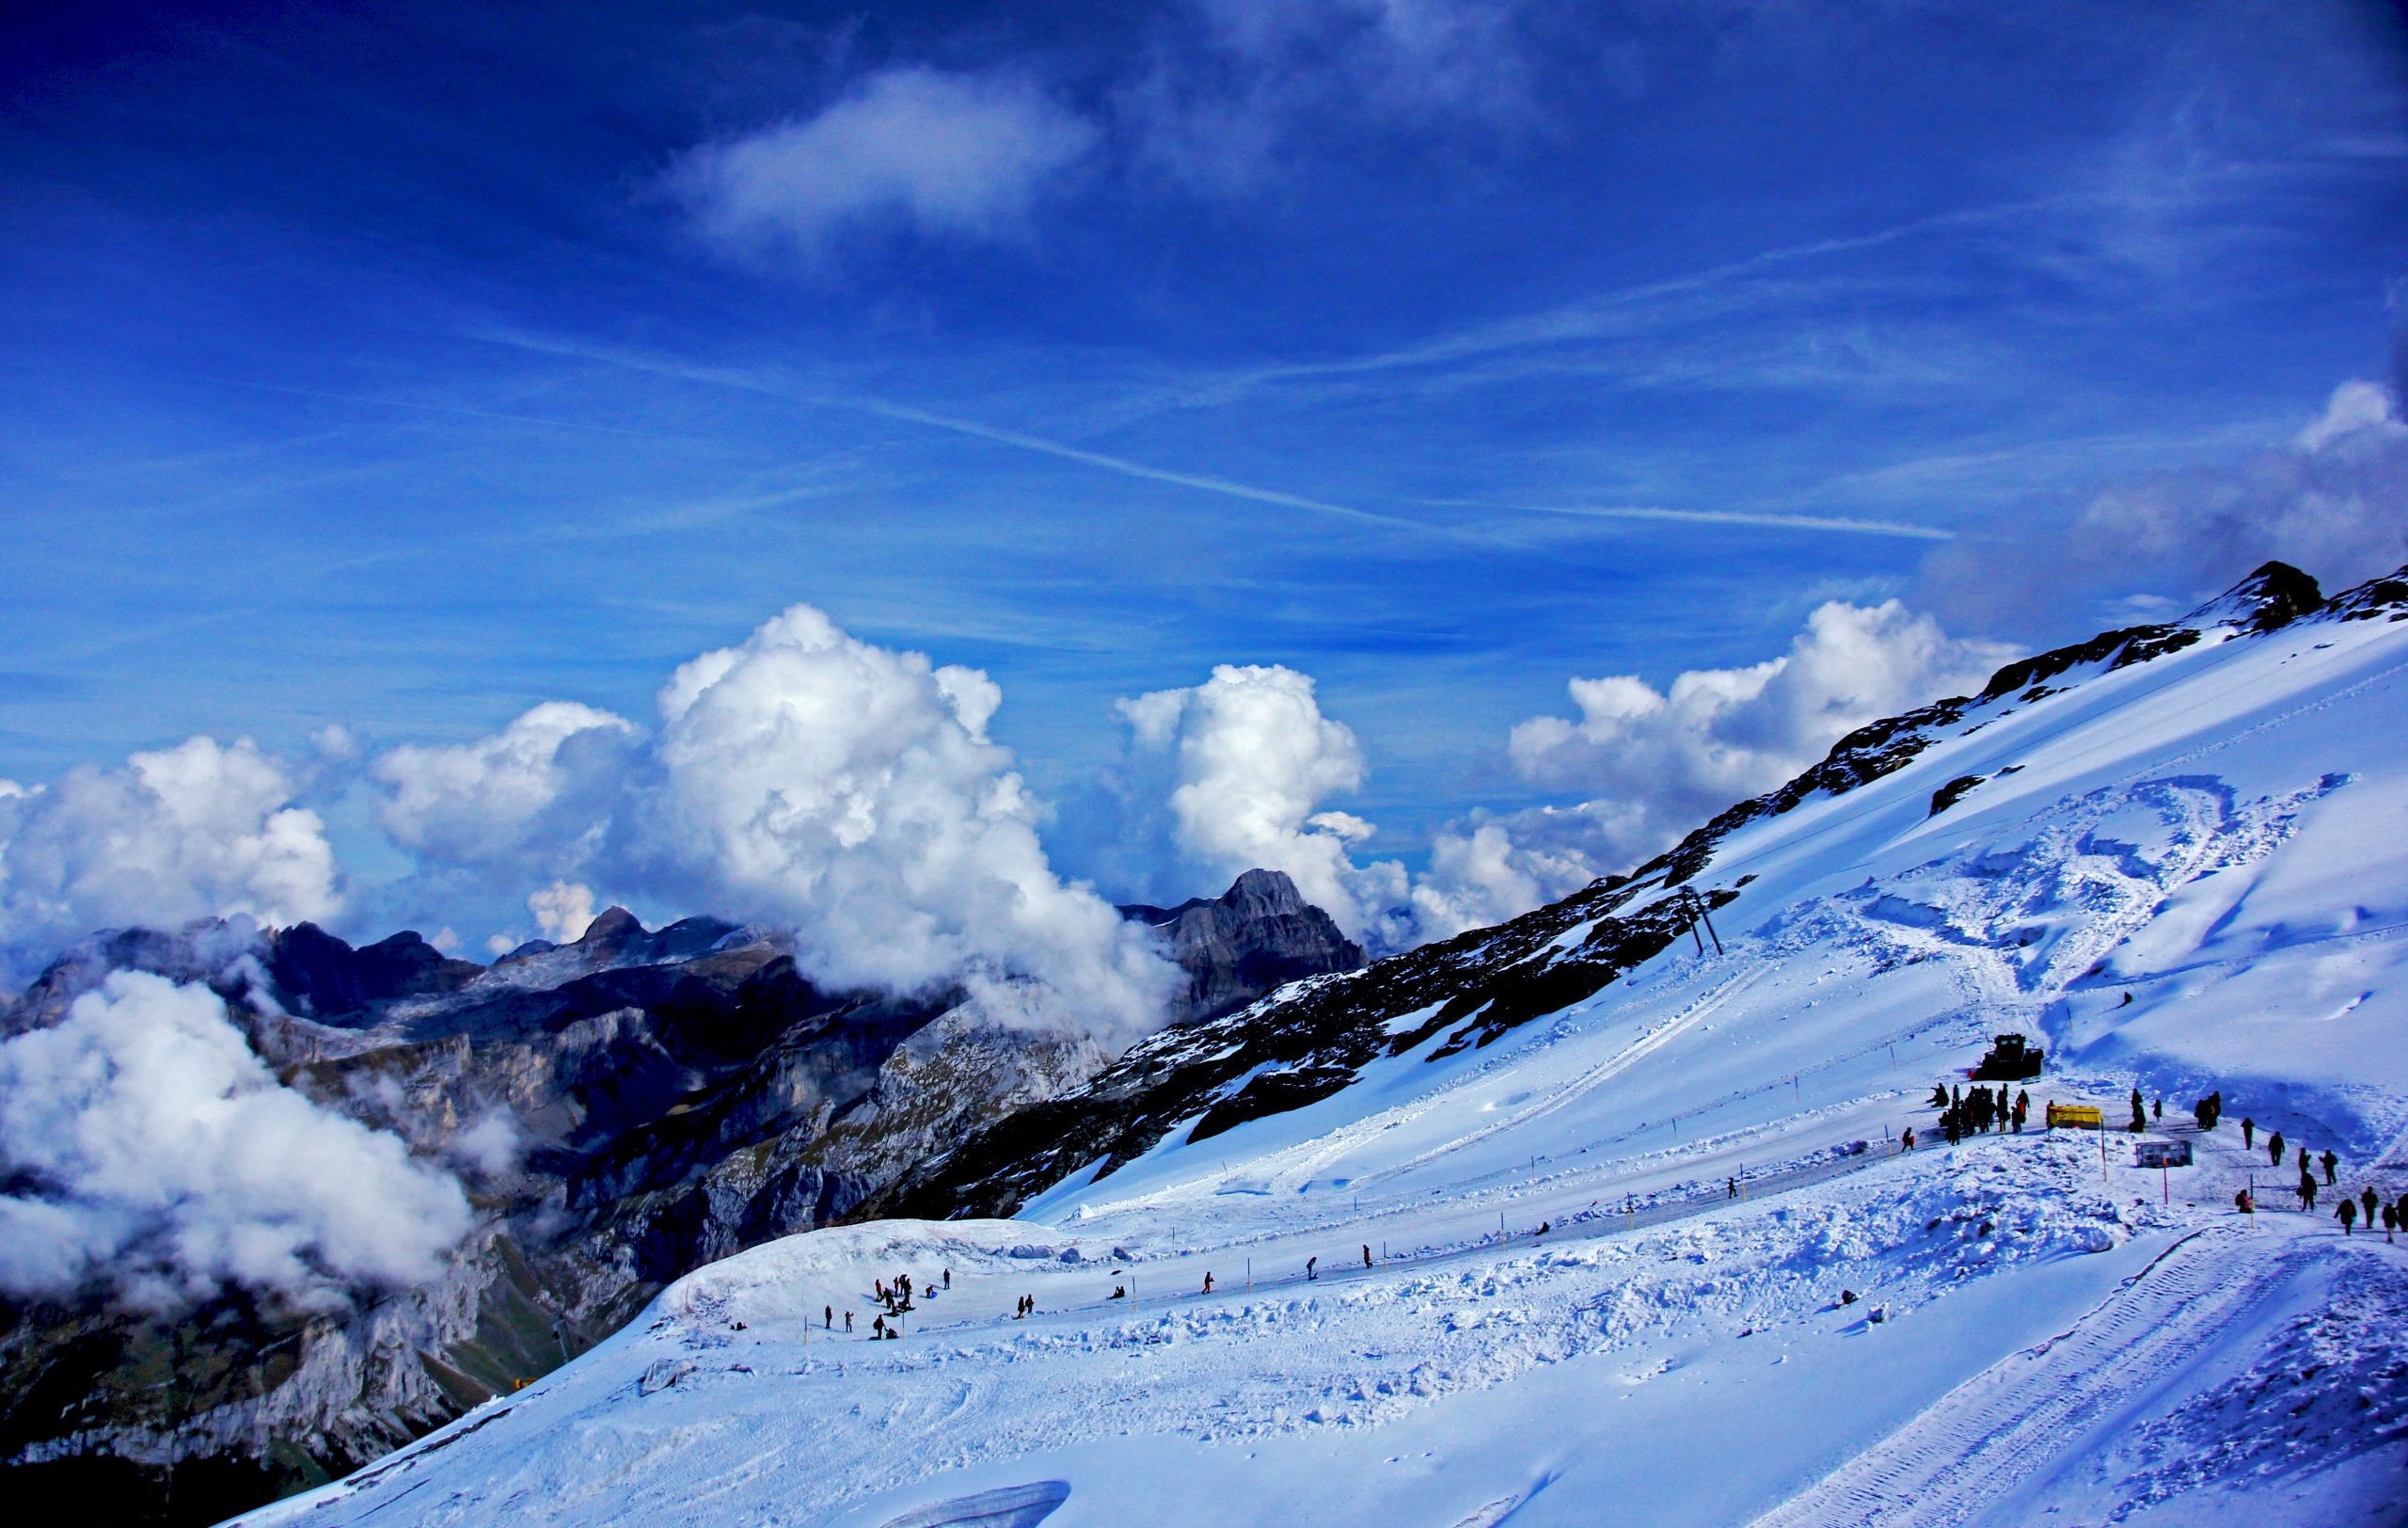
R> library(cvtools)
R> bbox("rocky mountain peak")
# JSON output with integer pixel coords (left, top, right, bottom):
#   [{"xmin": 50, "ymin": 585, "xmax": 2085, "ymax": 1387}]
[
  {"xmin": 1122, "ymin": 869, "xmax": 1364, "ymax": 1027},
  {"xmin": 2183, "ymin": 560, "xmax": 2324, "ymax": 634}
]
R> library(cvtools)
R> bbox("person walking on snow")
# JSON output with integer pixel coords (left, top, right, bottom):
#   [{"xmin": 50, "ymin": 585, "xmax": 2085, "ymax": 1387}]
[
  {"xmin": 1901, "ymin": 1126, "xmax": 1915, "ymax": 1152},
  {"xmin": 2300, "ymin": 1170, "xmax": 2319, "ymax": 1211},
  {"xmin": 1203, "ymin": 1272, "xmax": 1214, "ymax": 1294},
  {"xmin": 844, "ymin": 1312, "xmax": 853, "ymax": 1333},
  {"xmin": 2337, "ymin": 1199, "xmax": 2357, "ymax": 1234},
  {"xmin": 2361, "ymin": 1186, "xmax": 2379, "ymax": 1223},
  {"xmin": 1307, "ymin": 1256, "xmax": 1318, "ymax": 1281},
  {"xmin": 1364, "ymin": 1244, "xmax": 1373, "ymax": 1266},
  {"xmin": 823, "ymin": 1305, "xmax": 832, "ymax": 1330},
  {"xmin": 2130, "ymin": 1088, "xmax": 2146, "ymax": 1133},
  {"xmin": 1729, "ymin": 1176, "xmax": 1738, "ymax": 1199},
  {"xmin": 2268, "ymin": 1130, "xmax": 2285, "ymax": 1168},
  {"xmin": 2152, "ymin": 1097, "xmax": 2162, "ymax": 1122},
  {"xmin": 2384, "ymin": 1204, "xmax": 2398, "ymax": 1242},
  {"xmin": 2242, "ymin": 1117, "xmax": 2255, "ymax": 1151},
  {"xmin": 2321, "ymin": 1149, "xmax": 2337, "ymax": 1186}
]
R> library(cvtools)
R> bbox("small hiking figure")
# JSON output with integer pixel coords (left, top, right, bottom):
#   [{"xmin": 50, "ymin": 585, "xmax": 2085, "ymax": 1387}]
[
  {"xmin": 1203, "ymin": 1272, "xmax": 1214, "ymax": 1294},
  {"xmin": 824, "ymin": 1304, "xmax": 832, "ymax": 1330},
  {"xmin": 871, "ymin": 1314, "xmax": 886, "ymax": 1339},
  {"xmin": 2012, "ymin": 1095, "xmax": 2027, "ymax": 1132},
  {"xmin": 1728, "ymin": 1176, "xmax": 1738, "ymax": 1200},
  {"xmin": 845, "ymin": 1311, "xmax": 853, "ymax": 1333},
  {"xmin": 2241, "ymin": 1117, "xmax": 2255, "ymax": 1150},
  {"xmin": 2384, "ymin": 1204, "xmax": 2399, "ymax": 1242},
  {"xmin": 1901, "ymin": 1127, "xmax": 1915, "ymax": 1152},
  {"xmin": 2297, "ymin": 1144, "xmax": 2309, "ymax": 1171},
  {"xmin": 2300, "ymin": 1170, "xmax": 2318, "ymax": 1211},
  {"xmin": 2337, "ymin": 1200, "xmax": 2357, "ymax": 1234},
  {"xmin": 2321, "ymin": 1149, "xmax": 2337, "ymax": 1186},
  {"xmin": 2130, "ymin": 1088, "xmax": 2146, "ymax": 1133},
  {"xmin": 1306, "ymin": 1256, "xmax": 1318, "ymax": 1281},
  {"xmin": 2268, "ymin": 1130, "xmax": 2285, "ymax": 1168},
  {"xmin": 2362, "ymin": 1186, "xmax": 2379, "ymax": 1223},
  {"xmin": 2151, "ymin": 1097, "xmax": 2162, "ymax": 1122},
  {"xmin": 1364, "ymin": 1244, "xmax": 1372, "ymax": 1267},
  {"xmin": 2234, "ymin": 1188, "xmax": 2253, "ymax": 1215}
]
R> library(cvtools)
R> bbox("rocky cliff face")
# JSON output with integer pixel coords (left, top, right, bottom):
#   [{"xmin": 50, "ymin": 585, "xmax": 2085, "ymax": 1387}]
[
  {"xmin": 0, "ymin": 871, "xmax": 1360, "ymax": 1524},
  {"xmin": 1121, "ymin": 867, "xmax": 1366, "ymax": 1025}
]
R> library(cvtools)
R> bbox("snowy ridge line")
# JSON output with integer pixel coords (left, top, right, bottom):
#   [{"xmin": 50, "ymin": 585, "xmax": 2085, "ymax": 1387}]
[{"xmin": 1744, "ymin": 1221, "xmax": 2303, "ymax": 1528}]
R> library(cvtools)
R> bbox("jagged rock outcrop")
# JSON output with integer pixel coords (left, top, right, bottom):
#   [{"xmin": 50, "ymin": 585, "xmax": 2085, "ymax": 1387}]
[
  {"xmin": 1124, "ymin": 868, "xmax": 1366, "ymax": 1025},
  {"xmin": 0, "ymin": 871, "xmax": 1360, "ymax": 1524}
]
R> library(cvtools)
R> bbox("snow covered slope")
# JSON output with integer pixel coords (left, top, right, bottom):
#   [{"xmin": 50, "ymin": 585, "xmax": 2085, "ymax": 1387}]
[{"xmin": 225, "ymin": 565, "xmax": 2408, "ymax": 1527}]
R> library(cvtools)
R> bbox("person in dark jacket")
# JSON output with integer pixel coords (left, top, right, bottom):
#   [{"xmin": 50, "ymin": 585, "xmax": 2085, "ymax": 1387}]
[
  {"xmin": 2321, "ymin": 1149, "xmax": 2337, "ymax": 1186},
  {"xmin": 1203, "ymin": 1272, "xmax": 1213, "ymax": 1294},
  {"xmin": 2361, "ymin": 1186, "xmax": 2379, "ymax": 1223},
  {"xmin": 2337, "ymin": 1200, "xmax": 2357, "ymax": 1234},
  {"xmin": 1306, "ymin": 1256, "xmax": 1317, "ymax": 1281},
  {"xmin": 2241, "ymin": 1117, "xmax": 2255, "ymax": 1150},
  {"xmin": 1929, "ymin": 1083, "xmax": 1950, "ymax": 1107},
  {"xmin": 2300, "ymin": 1170, "xmax": 2319, "ymax": 1211},
  {"xmin": 824, "ymin": 1305, "xmax": 832, "ymax": 1330},
  {"xmin": 2268, "ymin": 1130, "xmax": 2285, "ymax": 1167},
  {"xmin": 2384, "ymin": 1204, "xmax": 2398, "ymax": 1242}
]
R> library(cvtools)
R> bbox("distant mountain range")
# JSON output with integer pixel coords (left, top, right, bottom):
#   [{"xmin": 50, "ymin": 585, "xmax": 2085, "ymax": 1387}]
[{"xmin": 0, "ymin": 870, "xmax": 1360, "ymax": 1524}]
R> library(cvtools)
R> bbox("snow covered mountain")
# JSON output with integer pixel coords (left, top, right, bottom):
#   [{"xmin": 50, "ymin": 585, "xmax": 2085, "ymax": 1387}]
[
  {"xmin": 0, "ymin": 872, "xmax": 1360, "ymax": 1524},
  {"xmin": 222, "ymin": 561, "xmax": 2408, "ymax": 1528}
]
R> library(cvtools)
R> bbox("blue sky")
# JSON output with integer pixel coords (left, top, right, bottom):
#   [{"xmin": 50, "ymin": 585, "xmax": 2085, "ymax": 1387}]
[{"xmin": 3, "ymin": 0, "xmax": 2406, "ymax": 959}]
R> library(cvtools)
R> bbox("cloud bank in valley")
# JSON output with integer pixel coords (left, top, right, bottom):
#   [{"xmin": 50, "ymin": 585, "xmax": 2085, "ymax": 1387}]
[
  {"xmin": 0, "ymin": 971, "xmax": 470, "ymax": 1308},
  {"xmin": 376, "ymin": 605, "xmax": 1180, "ymax": 1039},
  {"xmin": 0, "ymin": 738, "xmax": 340, "ymax": 984}
]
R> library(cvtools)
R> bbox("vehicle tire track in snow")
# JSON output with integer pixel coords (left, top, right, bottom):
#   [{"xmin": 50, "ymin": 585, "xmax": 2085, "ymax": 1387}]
[{"xmin": 1746, "ymin": 1222, "xmax": 2305, "ymax": 1528}]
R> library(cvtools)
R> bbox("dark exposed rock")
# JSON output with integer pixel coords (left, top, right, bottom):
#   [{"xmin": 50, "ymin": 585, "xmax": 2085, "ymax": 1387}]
[
  {"xmin": 268, "ymin": 924, "xmax": 483, "ymax": 1019},
  {"xmin": 1124, "ymin": 868, "xmax": 1366, "ymax": 1025}
]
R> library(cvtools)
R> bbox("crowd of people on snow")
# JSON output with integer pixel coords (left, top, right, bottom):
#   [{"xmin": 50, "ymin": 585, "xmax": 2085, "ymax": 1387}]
[
  {"xmin": 1913, "ymin": 1073, "xmax": 2400, "ymax": 1241},
  {"xmin": 1921, "ymin": 1081, "xmax": 2031, "ymax": 1143}
]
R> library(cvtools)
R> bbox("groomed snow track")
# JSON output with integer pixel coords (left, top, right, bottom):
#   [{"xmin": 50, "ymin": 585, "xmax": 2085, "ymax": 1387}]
[{"xmin": 1746, "ymin": 1221, "xmax": 2307, "ymax": 1528}]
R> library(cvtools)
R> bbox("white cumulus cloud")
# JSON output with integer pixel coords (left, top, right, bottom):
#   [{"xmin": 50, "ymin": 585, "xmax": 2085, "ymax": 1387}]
[
  {"xmin": 0, "ymin": 737, "xmax": 340, "ymax": 982},
  {"xmin": 1504, "ymin": 600, "xmax": 2012, "ymax": 873},
  {"xmin": 527, "ymin": 880, "xmax": 597, "ymax": 944},
  {"xmin": 0, "ymin": 971, "xmax": 472, "ymax": 1309},
  {"xmin": 670, "ymin": 67, "xmax": 1098, "ymax": 263},
  {"xmin": 380, "ymin": 606, "xmax": 1181, "ymax": 1040},
  {"xmin": 372, "ymin": 701, "xmax": 635, "ymax": 870},
  {"xmin": 1117, "ymin": 663, "xmax": 1412, "ymax": 947},
  {"xmin": 626, "ymin": 606, "xmax": 1177, "ymax": 1036}
]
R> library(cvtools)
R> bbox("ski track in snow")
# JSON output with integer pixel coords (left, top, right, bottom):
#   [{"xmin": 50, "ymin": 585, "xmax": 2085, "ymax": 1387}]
[{"xmin": 1748, "ymin": 1223, "xmax": 2305, "ymax": 1528}]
